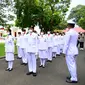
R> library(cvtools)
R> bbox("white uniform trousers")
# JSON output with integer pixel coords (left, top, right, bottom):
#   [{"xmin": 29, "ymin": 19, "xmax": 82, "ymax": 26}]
[
  {"xmin": 27, "ymin": 53, "xmax": 36, "ymax": 73},
  {"xmin": 8, "ymin": 61, "xmax": 13, "ymax": 69},
  {"xmin": 17, "ymin": 46, "xmax": 22, "ymax": 58},
  {"xmin": 52, "ymin": 46, "xmax": 57, "ymax": 58},
  {"xmin": 21, "ymin": 48, "xmax": 27, "ymax": 64},
  {"xmin": 66, "ymin": 55, "xmax": 78, "ymax": 81},
  {"xmin": 60, "ymin": 44, "xmax": 63, "ymax": 53},
  {"xmin": 52, "ymin": 52, "xmax": 56, "ymax": 58},
  {"xmin": 47, "ymin": 47, "xmax": 52, "ymax": 61},
  {"xmin": 56, "ymin": 45, "xmax": 61, "ymax": 55},
  {"xmin": 39, "ymin": 50, "xmax": 47, "ymax": 66},
  {"xmin": 40, "ymin": 59, "xmax": 46, "ymax": 66}
]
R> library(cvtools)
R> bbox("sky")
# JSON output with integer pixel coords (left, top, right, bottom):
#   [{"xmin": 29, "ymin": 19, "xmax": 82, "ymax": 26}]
[{"xmin": 66, "ymin": 0, "xmax": 85, "ymax": 18}]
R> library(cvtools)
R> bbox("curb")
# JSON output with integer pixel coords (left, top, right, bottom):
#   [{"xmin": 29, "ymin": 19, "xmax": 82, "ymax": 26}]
[{"xmin": 0, "ymin": 57, "xmax": 5, "ymax": 59}]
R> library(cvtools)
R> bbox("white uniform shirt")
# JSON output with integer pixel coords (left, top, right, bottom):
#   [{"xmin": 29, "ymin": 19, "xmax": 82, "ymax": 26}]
[
  {"xmin": 63, "ymin": 29, "xmax": 78, "ymax": 55},
  {"xmin": 60, "ymin": 35, "xmax": 64, "ymax": 45},
  {"xmin": 16, "ymin": 36, "xmax": 21, "ymax": 47},
  {"xmin": 5, "ymin": 35, "xmax": 14, "ymax": 53},
  {"xmin": 26, "ymin": 32, "xmax": 38, "ymax": 53},
  {"xmin": 46, "ymin": 34, "xmax": 53, "ymax": 47},
  {"xmin": 38, "ymin": 35, "xmax": 48, "ymax": 50},
  {"xmin": 53, "ymin": 35, "xmax": 58, "ymax": 46},
  {"xmin": 20, "ymin": 34, "xmax": 27, "ymax": 49}
]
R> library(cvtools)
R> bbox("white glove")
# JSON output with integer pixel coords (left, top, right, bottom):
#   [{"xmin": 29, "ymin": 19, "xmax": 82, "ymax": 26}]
[{"xmin": 35, "ymin": 52, "xmax": 38, "ymax": 56}]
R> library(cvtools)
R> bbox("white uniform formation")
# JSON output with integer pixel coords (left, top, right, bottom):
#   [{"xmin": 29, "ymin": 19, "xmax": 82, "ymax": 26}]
[
  {"xmin": 5, "ymin": 20, "xmax": 79, "ymax": 83},
  {"xmin": 5, "ymin": 30, "xmax": 65, "ymax": 76}
]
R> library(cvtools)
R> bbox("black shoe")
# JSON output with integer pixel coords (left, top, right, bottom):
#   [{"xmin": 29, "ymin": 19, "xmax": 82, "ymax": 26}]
[
  {"xmin": 9, "ymin": 68, "xmax": 13, "ymax": 72},
  {"xmin": 24, "ymin": 63, "xmax": 27, "ymax": 66},
  {"xmin": 39, "ymin": 65, "xmax": 43, "ymax": 67},
  {"xmin": 66, "ymin": 76, "xmax": 71, "ymax": 80},
  {"xmin": 5, "ymin": 68, "xmax": 9, "ymax": 71},
  {"xmin": 21, "ymin": 63, "xmax": 24, "ymax": 65},
  {"xmin": 17, "ymin": 57, "xmax": 21, "ymax": 59},
  {"xmin": 21, "ymin": 63, "xmax": 27, "ymax": 65},
  {"xmin": 56, "ymin": 54, "xmax": 60, "ymax": 56},
  {"xmin": 53, "ymin": 57, "xmax": 56, "ymax": 58},
  {"xmin": 26, "ymin": 72, "xmax": 33, "ymax": 75},
  {"xmin": 42, "ymin": 66, "xmax": 45, "ymax": 68},
  {"xmin": 33, "ymin": 73, "xmax": 37, "ymax": 77},
  {"xmin": 47, "ymin": 60, "xmax": 52, "ymax": 62},
  {"xmin": 49, "ymin": 60, "xmax": 52, "ymax": 62},
  {"xmin": 66, "ymin": 78, "xmax": 78, "ymax": 83}
]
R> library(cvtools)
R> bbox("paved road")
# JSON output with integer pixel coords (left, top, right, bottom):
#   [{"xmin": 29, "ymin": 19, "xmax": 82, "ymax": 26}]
[{"xmin": 0, "ymin": 50, "xmax": 85, "ymax": 85}]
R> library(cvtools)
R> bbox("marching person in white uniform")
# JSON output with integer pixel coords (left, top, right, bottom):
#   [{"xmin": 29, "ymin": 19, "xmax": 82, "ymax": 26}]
[
  {"xmin": 52, "ymin": 33, "xmax": 57, "ymax": 58},
  {"xmin": 59, "ymin": 33, "xmax": 65, "ymax": 53},
  {"xmin": 56, "ymin": 33, "xmax": 61, "ymax": 56},
  {"xmin": 38, "ymin": 32, "xmax": 48, "ymax": 68},
  {"xmin": 26, "ymin": 27, "xmax": 38, "ymax": 76},
  {"xmin": 5, "ymin": 29, "xmax": 14, "ymax": 71},
  {"xmin": 20, "ymin": 30, "xmax": 27, "ymax": 65},
  {"xmin": 62, "ymin": 21, "xmax": 78, "ymax": 83},
  {"xmin": 16, "ymin": 32, "xmax": 22, "ymax": 59},
  {"xmin": 46, "ymin": 31, "xmax": 53, "ymax": 62}
]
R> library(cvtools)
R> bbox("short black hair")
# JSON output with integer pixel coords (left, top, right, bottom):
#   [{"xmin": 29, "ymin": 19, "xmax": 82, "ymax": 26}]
[
  {"xmin": 7, "ymin": 29, "xmax": 11, "ymax": 35},
  {"xmin": 18, "ymin": 32, "xmax": 21, "ymax": 34},
  {"xmin": 22, "ymin": 29, "xmax": 26, "ymax": 32},
  {"xmin": 68, "ymin": 23, "xmax": 75, "ymax": 28}
]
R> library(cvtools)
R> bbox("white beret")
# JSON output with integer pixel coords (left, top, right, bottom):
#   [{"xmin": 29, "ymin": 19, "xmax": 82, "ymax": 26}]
[{"xmin": 67, "ymin": 20, "xmax": 75, "ymax": 24}]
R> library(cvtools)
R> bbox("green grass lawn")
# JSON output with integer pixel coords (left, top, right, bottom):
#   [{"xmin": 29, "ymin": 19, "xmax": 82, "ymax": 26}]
[
  {"xmin": 0, "ymin": 43, "xmax": 17, "ymax": 58},
  {"xmin": 0, "ymin": 43, "xmax": 5, "ymax": 57}
]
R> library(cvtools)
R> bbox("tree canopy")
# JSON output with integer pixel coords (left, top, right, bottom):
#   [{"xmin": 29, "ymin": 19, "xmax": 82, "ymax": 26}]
[
  {"xmin": 14, "ymin": 0, "xmax": 70, "ymax": 31},
  {"xmin": 0, "ymin": 0, "xmax": 15, "ymax": 26},
  {"xmin": 68, "ymin": 5, "xmax": 85, "ymax": 29}
]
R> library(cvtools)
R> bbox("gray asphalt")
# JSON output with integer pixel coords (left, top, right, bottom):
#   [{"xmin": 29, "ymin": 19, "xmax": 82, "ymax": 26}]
[{"xmin": 0, "ymin": 50, "xmax": 85, "ymax": 85}]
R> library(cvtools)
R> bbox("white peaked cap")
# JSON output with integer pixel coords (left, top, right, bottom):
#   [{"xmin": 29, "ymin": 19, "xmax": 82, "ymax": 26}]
[{"xmin": 67, "ymin": 20, "xmax": 75, "ymax": 24}]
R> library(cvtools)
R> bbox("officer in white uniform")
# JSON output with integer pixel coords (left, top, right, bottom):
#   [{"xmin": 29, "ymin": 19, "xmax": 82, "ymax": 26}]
[
  {"xmin": 20, "ymin": 30, "xmax": 27, "ymax": 65},
  {"xmin": 62, "ymin": 21, "xmax": 78, "ymax": 83},
  {"xmin": 59, "ymin": 33, "xmax": 64, "ymax": 53},
  {"xmin": 46, "ymin": 31, "xmax": 53, "ymax": 62},
  {"xmin": 38, "ymin": 32, "xmax": 48, "ymax": 68},
  {"xmin": 16, "ymin": 32, "xmax": 22, "ymax": 59},
  {"xmin": 56, "ymin": 33, "xmax": 61, "ymax": 56},
  {"xmin": 26, "ymin": 28, "xmax": 38, "ymax": 76},
  {"xmin": 52, "ymin": 33, "xmax": 57, "ymax": 58},
  {"xmin": 61, "ymin": 33, "xmax": 65, "ymax": 53},
  {"xmin": 5, "ymin": 29, "xmax": 14, "ymax": 71}
]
